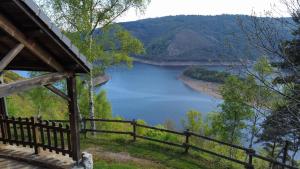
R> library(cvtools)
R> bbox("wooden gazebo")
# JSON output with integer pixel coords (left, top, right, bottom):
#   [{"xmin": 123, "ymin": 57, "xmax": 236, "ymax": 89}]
[{"xmin": 0, "ymin": 0, "xmax": 91, "ymax": 162}]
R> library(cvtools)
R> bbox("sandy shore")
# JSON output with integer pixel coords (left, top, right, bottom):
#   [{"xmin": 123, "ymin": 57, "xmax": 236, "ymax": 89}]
[
  {"xmin": 133, "ymin": 57, "xmax": 242, "ymax": 67},
  {"xmin": 179, "ymin": 75, "xmax": 222, "ymax": 99}
]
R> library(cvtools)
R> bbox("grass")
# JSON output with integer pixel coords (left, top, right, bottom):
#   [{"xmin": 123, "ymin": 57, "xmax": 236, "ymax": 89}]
[
  {"xmin": 94, "ymin": 160, "xmax": 139, "ymax": 169},
  {"xmin": 81, "ymin": 134, "xmax": 236, "ymax": 169}
]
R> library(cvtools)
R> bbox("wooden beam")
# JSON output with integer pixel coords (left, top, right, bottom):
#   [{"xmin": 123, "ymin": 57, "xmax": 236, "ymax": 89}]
[
  {"xmin": 45, "ymin": 84, "xmax": 71, "ymax": 102},
  {"xmin": 0, "ymin": 72, "xmax": 71, "ymax": 98},
  {"xmin": 0, "ymin": 75, "xmax": 7, "ymax": 117},
  {"xmin": 0, "ymin": 43, "xmax": 24, "ymax": 71},
  {"xmin": 67, "ymin": 75, "xmax": 80, "ymax": 162},
  {"xmin": 0, "ymin": 14, "xmax": 64, "ymax": 72},
  {"xmin": 24, "ymin": 29, "xmax": 45, "ymax": 38}
]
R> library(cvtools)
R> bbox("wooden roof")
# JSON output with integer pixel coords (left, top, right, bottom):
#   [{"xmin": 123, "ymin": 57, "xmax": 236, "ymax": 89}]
[{"xmin": 0, "ymin": 0, "xmax": 91, "ymax": 73}]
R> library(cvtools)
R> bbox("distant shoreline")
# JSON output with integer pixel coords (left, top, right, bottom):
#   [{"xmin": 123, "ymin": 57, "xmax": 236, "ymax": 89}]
[
  {"xmin": 133, "ymin": 57, "xmax": 242, "ymax": 67},
  {"xmin": 179, "ymin": 75, "xmax": 222, "ymax": 99}
]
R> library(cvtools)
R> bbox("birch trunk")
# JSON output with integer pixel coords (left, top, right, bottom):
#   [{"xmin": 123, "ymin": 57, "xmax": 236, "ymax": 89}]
[{"xmin": 88, "ymin": 32, "xmax": 96, "ymax": 135}]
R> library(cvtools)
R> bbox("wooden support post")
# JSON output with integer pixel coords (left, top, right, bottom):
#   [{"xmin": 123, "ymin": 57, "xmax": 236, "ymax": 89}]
[
  {"xmin": 67, "ymin": 75, "xmax": 80, "ymax": 162},
  {"xmin": 282, "ymin": 141, "xmax": 289, "ymax": 169},
  {"xmin": 0, "ymin": 115, "xmax": 7, "ymax": 144},
  {"xmin": 132, "ymin": 119, "xmax": 137, "ymax": 142},
  {"xmin": 246, "ymin": 149, "xmax": 255, "ymax": 169},
  {"xmin": 184, "ymin": 129, "xmax": 190, "ymax": 153},
  {"xmin": 0, "ymin": 97, "xmax": 6, "ymax": 117},
  {"xmin": 0, "ymin": 74, "xmax": 7, "ymax": 117},
  {"xmin": 0, "ymin": 43, "xmax": 24, "ymax": 71}
]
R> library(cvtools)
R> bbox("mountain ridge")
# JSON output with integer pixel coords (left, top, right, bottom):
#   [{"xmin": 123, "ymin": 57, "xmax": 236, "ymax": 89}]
[{"xmin": 119, "ymin": 15, "xmax": 290, "ymax": 62}]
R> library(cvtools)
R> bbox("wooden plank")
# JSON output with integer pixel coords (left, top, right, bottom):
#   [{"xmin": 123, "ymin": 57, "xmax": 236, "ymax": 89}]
[
  {"xmin": 45, "ymin": 121, "xmax": 52, "ymax": 152},
  {"xmin": 59, "ymin": 123, "xmax": 65, "ymax": 155},
  {"xmin": 0, "ymin": 14, "xmax": 64, "ymax": 72},
  {"xmin": 0, "ymin": 43, "xmax": 24, "ymax": 71},
  {"xmin": 12, "ymin": 117, "xmax": 18, "ymax": 145},
  {"xmin": 25, "ymin": 118, "xmax": 32, "ymax": 148},
  {"xmin": 39, "ymin": 121, "xmax": 46, "ymax": 150},
  {"xmin": 6, "ymin": 117, "xmax": 11, "ymax": 145},
  {"xmin": 31, "ymin": 117, "xmax": 39, "ymax": 154},
  {"xmin": 0, "ymin": 116, "xmax": 6, "ymax": 144},
  {"xmin": 45, "ymin": 85, "xmax": 70, "ymax": 102},
  {"xmin": 0, "ymin": 72, "xmax": 71, "ymax": 98},
  {"xmin": 84, "ymin": 129, "xmax": 132, "ymax": 135},
  {"xmin": 52, "ymin": 122, "xmax": 58, "ymax": 154},
  {"xmin": 66, "ymin": 124, "xmax": 71, "ymax": 157},
  {"xmin": 67, "ymin": 75, "xmax": 80, "ymax": 162},
  {"xmin": 18, "ymin": 117, "xmax": 25, "ymax": 147}
]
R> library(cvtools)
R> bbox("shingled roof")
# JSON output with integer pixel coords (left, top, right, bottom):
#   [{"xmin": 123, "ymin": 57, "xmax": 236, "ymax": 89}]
[{"xmin": 0, "ymin": 0, "xmax": 91, "ymax": 73}]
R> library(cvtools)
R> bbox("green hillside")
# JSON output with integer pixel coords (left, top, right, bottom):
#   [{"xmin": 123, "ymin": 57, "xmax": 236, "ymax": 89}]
[{"xmin": 120, "ymin": 15, "xmax": 290, "ymax": 62}]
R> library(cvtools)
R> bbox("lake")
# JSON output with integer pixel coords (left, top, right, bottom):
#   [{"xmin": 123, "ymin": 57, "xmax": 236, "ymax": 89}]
[{"xmin": 97, "ymin": 63, "xmax": 223, "ymax": 128}]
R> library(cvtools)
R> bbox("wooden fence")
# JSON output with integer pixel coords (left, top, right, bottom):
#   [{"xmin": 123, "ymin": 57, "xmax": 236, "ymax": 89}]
[
  {"xmin": 0, "ymin": 116, "xmax": 72, "ymax": 157},
  {"xmin": 80, "ymin": 118, "xmax": 298, "ymax": 169},
  {"xmin": 6, "ymin": 117, "xmax": 298, "ymax": 169}
]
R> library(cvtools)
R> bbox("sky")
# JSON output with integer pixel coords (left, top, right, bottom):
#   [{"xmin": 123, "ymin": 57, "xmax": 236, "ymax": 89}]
[{"xmin": 117, "ymin": 0, "xmax": 289, "ymax": 22}]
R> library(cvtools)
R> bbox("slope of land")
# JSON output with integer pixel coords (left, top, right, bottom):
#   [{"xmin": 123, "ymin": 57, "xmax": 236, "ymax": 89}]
[
  {"xmin": 120, "ymin": 15, "xmax": 290, "ymax": 62},
  {"xmin": 81, "ymin": 135, "xmax": 238, "ymax": 169}
]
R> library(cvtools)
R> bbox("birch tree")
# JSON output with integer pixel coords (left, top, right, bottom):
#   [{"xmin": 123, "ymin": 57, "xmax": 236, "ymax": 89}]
[{"xmin": 36, "ymin": 0, "xmax": 149, "ymax": 132}]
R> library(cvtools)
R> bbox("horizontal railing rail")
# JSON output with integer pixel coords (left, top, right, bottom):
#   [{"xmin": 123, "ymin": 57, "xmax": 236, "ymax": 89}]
[{"xmin": 189, "ymin": 132, "xmax": 248, "ymax": 151}]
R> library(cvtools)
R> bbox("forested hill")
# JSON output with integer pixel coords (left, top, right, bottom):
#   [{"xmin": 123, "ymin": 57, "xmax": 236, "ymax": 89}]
[{"xmin": 119, "ymin": 15, "xmax": 290, "ymax": 62}]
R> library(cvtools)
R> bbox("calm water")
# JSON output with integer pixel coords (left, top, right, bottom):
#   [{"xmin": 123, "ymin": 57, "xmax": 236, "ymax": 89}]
[{"xmin": 97, "ymin": 63, "xmax": 222, "ymax": 128}]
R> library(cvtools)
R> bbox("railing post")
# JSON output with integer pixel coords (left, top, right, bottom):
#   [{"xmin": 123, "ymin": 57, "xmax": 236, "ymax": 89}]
[
  {"xmin": 82, "ymin": 117, "xmax": 87, "ymax": 139},
  {"xmin": 132, "ymin": 119, "xmax": 136, "ymax": 142},
  {"xmin": 12, "ymin": 117, "xmax": 18, "ymax": 146},
  {"xmin": 184, "ymin": 129, "xmax": 190, "ymax": 153},
  {"xmin": 0, "ymin": 115, "xmax": 7, "ymax": 144},
  {"xmin": 246, "ymin": 149, "xmax": 255, "ymax": 169},
  {"xmin": 31, "ymin": 117, "xmax": 40, "ymax": 154},
  {"xmin": 282, "ymin": 141, "xmax": 289, "ymax": 169}
]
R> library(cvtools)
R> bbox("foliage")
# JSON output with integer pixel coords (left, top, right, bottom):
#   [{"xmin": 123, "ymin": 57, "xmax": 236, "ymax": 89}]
[
  {"xmin": 248, "ymin": 1, "xmax": 300, "ymax": 166},
  {"xmin": 183, "ymin": 67, "xmax": 231, "ymax": 83},
  {"xmin": 65, "ymin": 24, "xmax": 145, "ymax": 73},
  {"xmin": 3, "ymin": 71, "xmax": 67, "ymax": 119},
  {"xmin": 36, "ymin": 0, "xmax": 148, "ymax": 72},
  {"xmin": 94, "ymin": 90, "xmax": 112, "ymax": 119},
  {"xmin": 211, "ymin": 76, "xmax": 254, "ymax": 145},
  {"xmin": 77, "ymin": 80, "xmax": 112, "ymax": 119},
  {"xmin": 3, "ymin": 71, "xmax": 23, "ymax": 83},
  {"xmin": 181, "ymin": 110, "xmax": 203, "ymax": 133}
]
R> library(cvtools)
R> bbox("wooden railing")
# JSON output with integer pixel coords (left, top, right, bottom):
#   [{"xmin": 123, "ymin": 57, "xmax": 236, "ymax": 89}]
[
  {"xmin": 0, "ymin": 116, "xmax": 72, "ymax": 157},
  {"xmin": 1, "ymin": 117, "xmax": 297, "ymax": 169},
  {"xmin": 81, "ymin": 118, "xmax": 298, "ymax": 169}
]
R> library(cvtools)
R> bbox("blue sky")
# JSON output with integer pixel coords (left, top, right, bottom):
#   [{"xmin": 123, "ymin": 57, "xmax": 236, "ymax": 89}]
[{"xmin": 117, "ymin": 0, "xmax": 288, "ymax": 22}]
